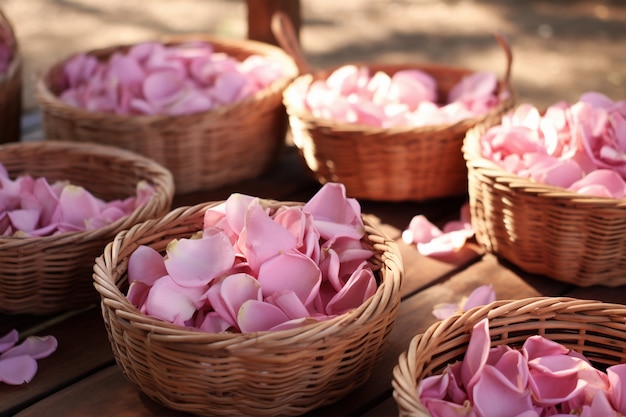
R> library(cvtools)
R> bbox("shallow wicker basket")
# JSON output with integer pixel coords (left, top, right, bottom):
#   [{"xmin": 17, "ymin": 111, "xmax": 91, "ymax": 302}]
[
  {"xmin": 0, "ymin": 141, "xmax": 174, "ymax": 314},
  {"xmin": 392, "ymin": 296, "xmax": 626, "ymax": 416},
  {"xmin": 36, "ymin": 35, "xmax": 299, "ymax": 194},
  {"xmin": 93, "ymin": 200, "xmax": 404, "ymax": 417},
  {"xmin": 0, "ymin": 8, "xmax": 21, "ymax": 143},
  {"xmin": 280, "ymin": 31, "xmax": 515, "ymax": 202},
  {"xmin": 464, "ymin": 121, "xmax": 626, "ymax": 287}
]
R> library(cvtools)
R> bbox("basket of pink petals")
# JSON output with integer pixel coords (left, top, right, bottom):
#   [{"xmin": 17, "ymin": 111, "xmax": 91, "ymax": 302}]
[
  {"xmin": 92, "ymin": 182, "xmax": 403, "ymax": 417},
  {"xmin": 463, "ymin": 92, "xmax": 626, "ymax": 286},
  {"xmin": 393, "ymin": 297, "xmax": 626, "ymax": 417},
  {"xmin": 0, "ymin": 8, "xmax": 21, "ymax": 143},
  {"xmin": 274, "ymin": 12, "xmax": 515, "ymax": 201},
  {"xmin": 0, "ymin": 141, "xmax": 174, "ymax": 314},
  {"xmin": 36, "ymin": 36, "xmax": 298, "ymax": 194}
]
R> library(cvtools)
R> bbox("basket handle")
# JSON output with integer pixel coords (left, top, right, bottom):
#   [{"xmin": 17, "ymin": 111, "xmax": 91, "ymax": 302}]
[
  {"xmin": 494, "ymin": 31, "xmax": 513, "ymax": 92},
  {"xmin": 271, "ymin": 11, "xmax": 312, "ymax": 74}
]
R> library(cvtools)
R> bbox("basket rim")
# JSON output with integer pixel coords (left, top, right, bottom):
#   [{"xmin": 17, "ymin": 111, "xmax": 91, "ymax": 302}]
[
  {"xmin": 0, "ymin": 140, "xmax": 175, "ymax": 246},
  {"xmin": 463, "ymin": 121, "xmax": 626, "ymax": 207},
  {"xmin": 35, "ymin": 34, "xmax": 299, "ymax": 122},
  {"xmin": 93, "ymin": 200, "xmax": 404, "ymax": 345},
  {"xmin": 283, "ymin": 62, "xmax": 515, "ymax": 136}
]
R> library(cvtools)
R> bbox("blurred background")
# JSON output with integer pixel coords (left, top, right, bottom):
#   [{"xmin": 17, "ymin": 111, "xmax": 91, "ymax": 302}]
[{"xmin": 1, "ymin": 0, "xmax": 624, "ymax": 112}]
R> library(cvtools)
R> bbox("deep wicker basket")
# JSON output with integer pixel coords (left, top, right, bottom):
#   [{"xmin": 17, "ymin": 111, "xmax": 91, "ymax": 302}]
[
  {"xmin": 0, "ymin": 8, "xmax": 21, "ymax": 143},
  {"xmin": 0, "ymin": 141, "xmax": 174, "ymax": 314},
  {"xmin": 36, "ymin": 35, "xmax": 299, "ymax": 194},
  {"xmin": 464, "ymin": 121, "xmax": 626, "ymax": 287},
  {"xmin": 93, "ymin": 200, "xmax": 404, "ymax": 417},
  {"xmin": 392, "ymin": 297, "xmax": 626, "ymax": 416},
  {"xmin": 281, "ymin": 34, "xmax": 515, "ymax": 202}
]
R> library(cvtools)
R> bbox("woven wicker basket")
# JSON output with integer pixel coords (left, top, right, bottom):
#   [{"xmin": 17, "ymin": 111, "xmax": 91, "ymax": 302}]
[
  {"xmin": 464, "ymin": 121, "xmax": 626, "ymax": 287},
  {"xmin": 279, "ymin": 26, "xmax": 515, "ymax": 202},
  {"xmin": 0, "ymin": 141, "xmax": 174, "ymax": 314},
  {"xmin": 93, "ymin": 200, "xmax": 404, "ymax": 417},
  {"xmin": 0, "ymin": 8, "xmax": 21, "ymax": 143},
  {"xmin": 36, "ymin": 35, "xmax": 299, "ymax": 194},
  {"xmin": 393, "ymin": 296, "xmax": 626, "ymax": 416}
]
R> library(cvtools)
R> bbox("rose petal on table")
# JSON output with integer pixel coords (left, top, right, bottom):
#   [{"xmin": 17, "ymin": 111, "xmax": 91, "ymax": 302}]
[
  {"xmin": 0, "ymin": 355, "xmax": 38, "ymax": 385},
  {"xmin": 0, "ymin": 330, "xmax": 18, "ymax": 353},
  {"xmin": 402, "ymin": 214, "xmax": 442, "ymax": 245},
  {"xmin": 0, "ymin": 335, "xmax": 58, "ymax": 360}
]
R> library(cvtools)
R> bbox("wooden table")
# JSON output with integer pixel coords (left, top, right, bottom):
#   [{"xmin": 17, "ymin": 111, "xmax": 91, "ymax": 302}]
[{"xmin": 3, "ymin": 114, "xmax": 626, "ymax": 417}]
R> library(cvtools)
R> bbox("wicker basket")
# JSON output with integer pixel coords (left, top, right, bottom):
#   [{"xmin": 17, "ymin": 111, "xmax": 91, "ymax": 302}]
[
  {"xmin": 92, "ymin": 200, "xmax": 404, "ymax": 417},
  {"xmin": 464, "ymin": 121, "xmax": 626, "ymax": 287},
  {"xmin": 0, "ymin": 8, "xmax": 21, "ymax": 143},
  {"xmin": 393, "ymin": 296, "xmax": 626, "ymax": 416},
  {"xmin": 279, "ymin": 25, "xmax": 515, "ymax": 202},
  {"xmin": 36, "ymin": 35, "xmax": 299, "ymax": 194},
  {"xmin": 0, "ymin": 141, "xmax": 174, "ymax": 314}
]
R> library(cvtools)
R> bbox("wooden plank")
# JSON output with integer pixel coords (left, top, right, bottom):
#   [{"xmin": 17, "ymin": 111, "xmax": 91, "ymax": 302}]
[
  {"xmin": 14, "ymin": 366, "xmax": 192, "ymax": 417},
  {"xmin": 0, "ymin": 305, "xmax": 114, "ymax": 416}
]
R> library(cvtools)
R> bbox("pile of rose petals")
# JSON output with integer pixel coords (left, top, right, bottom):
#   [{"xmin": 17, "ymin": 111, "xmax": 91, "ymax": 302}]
[
  {"xmin": 480, "ymin": 92, "xmax": 626, "ymax": 198},
  {"xmin": 418, "ymin": 318, "xmax": 626, "ymax": 417},
  {"xmin": 126, "ymin": 182, "xmax": 379, "ymax": 333},
  {"xmin": 58, "ymin": 41, "xmax": 288, "ymax": 116},
  {"xmin": 290, "ymin": 65, "xmax": 503, "ymax": 128},
  {"xmin": 0, "ymin": 164, "xmax": 155, "ymax": 237},
  {"xmin": 402, "ymin": 203, "xmax": 474, "ymax": 257},
  {"xmin": 0, "ymin": 329, "xmax": 57, "ymax": 385}
]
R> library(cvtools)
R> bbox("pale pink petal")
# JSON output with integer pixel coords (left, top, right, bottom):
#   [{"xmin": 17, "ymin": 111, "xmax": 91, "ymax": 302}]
[
  {"xmin": 56, "ymin": 184, "xmax": 103, "ymax": 230},
  {"xmin": 165, "ymin": 229, "xmax": 235, "ymax": 287},
  {"xmin": 238, "ymin": 204, "xmax": 297, "ymax": 273},
  {"xmin": 7, "ymin": 209, "xmax": 40, "ymax": 233},
  {"xmin": 195, "ymin": 310, "xmax": 231, "ymax": 333},
  {"xmin": 266, "ymin": 289, "xmax": 311, "ymax": 320},
  {"xmin": 607, "ymin": 363, "xmax": 626, "ymax": 414},
  {"xmin": 206, "ymin": 273, "xmax": 261, "ymax": 328},
  {"xmin": 462, "ymin": 284, "xmax": 496, "ymax": 311},
  {"xmin": 431, "ymin": 303, "xmax": 460, "ymax": 320},
  {"xmin": 209, "ymin": 71, "xmax": 247, "ymax": 104},
  {"xmin": 257, "ymin": 250, "xmax": 321, "ymax": 306},
  {"xmin": 402, "ymin": 214, "xmax": 442, "ymax": 245},
  {"xmin": 144, "ymin": 276, "xmax": 205, "ymax": 325},
  {"xmin": 0, "ymin": 335, "xmax": 58, "ymax": 360},
  {"xmin": 461, "ymin": 318, "xmax": 491, "ymax": 391},
  {"xmin": 471, "ymin": 365, "xmax": 534, "ymax": 416},
  {"xmin": 325, "ymin": 261, "xmax": 377, "ymax": 315},
  {"xmin": 303, "ymin": 182, "xmax": 365, "ymax": 241},
  {"xmin": 237, "ymin": 299, "xmax": 290, "ymax": 332},
  {"xmin": 417, "ymin": 229, "xmax": 474, "ymax": 256},
  {"xmin": 0, "ymin": 330, "xmax": 18, "ymax": 353},
  {"xmin": 569, "ymin": 169, "xmax": 626, "ymax": 198},
  {"xmin": 0, "ymin": 355, "xmax": 38, "ymax": 385},
  {"xmin": 126, "ymin": 281, "xmax": 150, "ymax": 308},
  {"xmin": 128, "ymin": 245, "xmax": 168, "ymax": 286},
  {"xmin": 142, "ymin": 70, "xmax": 185, "ymax": 109}
]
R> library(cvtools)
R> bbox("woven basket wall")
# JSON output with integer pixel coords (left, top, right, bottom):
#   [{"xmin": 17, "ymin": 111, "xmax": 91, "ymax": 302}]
[
  {"xmin": 93, "ymin": 200, "xmax": 404, "ymax": 417},
  {"xmin": 36, "ymin": 36, "xmax": 299, "ymax": 194},
  {"xmin": 0, "ymin": 141, "xmax": 174, "ymax": 314},
  {"xmin": 464, "ymin": 121, "xmax": 626, "ymax": 287},
  {"xmin": 0, "ymin": 8, "xmax": 21, "ymax": 143},
  {"xmin": 282, "ymin": 54, "xmax": 514, "ymax": 202},
  {"xmin": 392, "ymin": 297, "xmax": 626, "ymax": 417}
]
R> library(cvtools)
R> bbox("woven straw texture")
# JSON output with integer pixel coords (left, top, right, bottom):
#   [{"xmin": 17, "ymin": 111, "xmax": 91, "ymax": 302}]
[
  {"xmin": 0, "ymin": 141, "xmax": 174, "ymax": 314},
  {"xmin": 93, "ymin": 200, "xmax": 404, "ymax": 417},
  {"xmin": 36, "ymin": 35, "xmax": 299, "ymax": 194},
  {"xmin": 393, "ymin": 296, "xmax": 626, "ymax": 416},
  {"xmin": 281, "ymin": 35, "xmax": 515, "ymax": 202},
  {"xmin": 0, "ymin": 8, "xmax": 21, "ymax": 143},
  {"xmin": 464, "ymin": 121, "xmax": 626, "ymax": 287}
]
